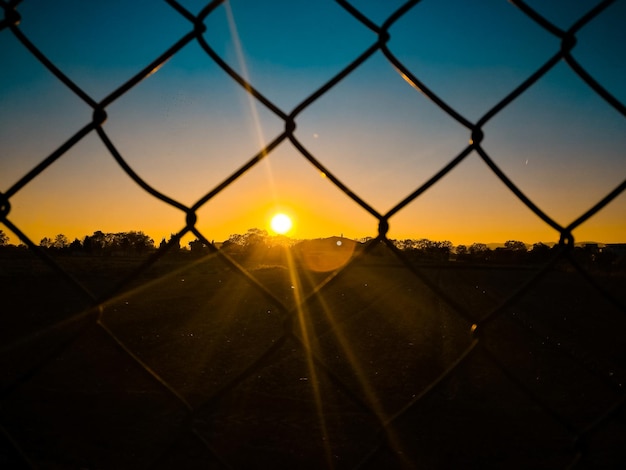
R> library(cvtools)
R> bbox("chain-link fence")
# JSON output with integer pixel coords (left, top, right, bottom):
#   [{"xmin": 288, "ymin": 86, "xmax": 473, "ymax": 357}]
[{"xmin": 1, "ymin": 0, "xmax": 625, "ymax": 468}]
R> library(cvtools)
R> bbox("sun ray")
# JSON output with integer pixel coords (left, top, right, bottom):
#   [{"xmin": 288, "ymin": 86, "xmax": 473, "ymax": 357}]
[
  {"xmin": 283, "ymin": 248, "xmax": 335, "ymax": 466},
  {"xmin": 295, "ymin": 264, "xmax": 410, "ymax": 460},
  {"xmin": 224, "ymin": 2, "xmax": 279, "ymax": 203}
]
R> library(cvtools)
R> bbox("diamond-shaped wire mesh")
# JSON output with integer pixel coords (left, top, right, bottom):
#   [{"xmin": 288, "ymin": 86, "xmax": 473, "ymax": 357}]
[{"xmin": 1, "ymin": 0, "xmax": 625, "ymax": 468}]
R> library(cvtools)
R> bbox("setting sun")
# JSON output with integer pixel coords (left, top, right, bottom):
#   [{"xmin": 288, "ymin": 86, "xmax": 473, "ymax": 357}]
[{"xmin": 270, "ymin": 213, "xmax": 293, "ymax": 235}]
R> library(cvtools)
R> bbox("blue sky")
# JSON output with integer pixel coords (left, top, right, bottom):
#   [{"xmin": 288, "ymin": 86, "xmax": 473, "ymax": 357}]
[{"xmin": 1, "ymin": 0, "xmax": 624, "ymax": 245}]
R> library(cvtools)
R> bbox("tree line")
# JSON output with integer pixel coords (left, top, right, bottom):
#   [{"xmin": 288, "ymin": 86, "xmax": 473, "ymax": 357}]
[
  {"xmin": 0, "ymin": 228, "xmax": 622, "ymax": 269},
  {"xmin": 0, "ymin": 230, "xmax": 156, "ymax": 256},
  {"xmin": 189, "ymin": 228, "xmax": 624, "ymax": 269}
]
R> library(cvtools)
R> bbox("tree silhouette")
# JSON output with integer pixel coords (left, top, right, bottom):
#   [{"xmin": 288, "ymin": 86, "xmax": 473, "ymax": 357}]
[
  {"xmin": 242, "ymin": 228, "xmax": 268, "ymax": 249},
  {"xmin": 88, "ymin": 231, "xmax": 107, "ymax": 254},
  {"xmin": 189, "ymin": 238, "xmax": 209, "ymax": 254},
  {"xmin": 469, "ymin": 243, "xmax": 488, "ymax": 255},
  {"xmin": 52, "ymin": 234, "xmax": 69, "ymax": 250},
  {"xmin": 0, "ymin": 229, "xmax": 8, "ymax": 246},
  {"xmin": 468, "ymin": 243, "xmax": 490, "ymax": 262},
  {"xmin": 528, "ymin": 242, "xmax": 551, "ymax": 263},
  {"xmin": 69, "ymin": 238, "xmax": 82, "ymax": 252},
  {"xmin": 222, "ymin": 228, "xmax": 269, "ymax": 256},
  {"xmin": 504, "ymin": 240, "xmax": 527, "ymax": 252},
  {"xmin": 121, "ymin": 231, "xmax": 154, "ymax": 254},
  {"xmin": 168, "ymin": 233, "xmax": 181, "ymax": 251}
]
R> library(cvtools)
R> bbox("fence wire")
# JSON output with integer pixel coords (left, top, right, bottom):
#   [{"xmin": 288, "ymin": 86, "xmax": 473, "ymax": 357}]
[{"xmin": 1, "ymin": 0, "xmax": 625, "ymax": 468}]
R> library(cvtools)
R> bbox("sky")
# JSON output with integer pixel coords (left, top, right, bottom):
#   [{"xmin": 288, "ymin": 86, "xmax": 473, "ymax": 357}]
[{"xmin": 1, "ymin": 0, "xmax": 625, "ymax": 247}]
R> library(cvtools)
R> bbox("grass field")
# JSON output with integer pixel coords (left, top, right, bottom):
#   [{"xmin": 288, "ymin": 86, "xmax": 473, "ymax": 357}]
[{"xmin": 1, "ymin": 246, "xmax": 625, "ymax": 468}]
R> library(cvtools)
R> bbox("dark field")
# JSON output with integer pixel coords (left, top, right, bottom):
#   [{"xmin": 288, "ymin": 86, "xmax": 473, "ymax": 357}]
[{"xmin": 1, "ymin": 248, "xmax": 626, "ymax": 469}]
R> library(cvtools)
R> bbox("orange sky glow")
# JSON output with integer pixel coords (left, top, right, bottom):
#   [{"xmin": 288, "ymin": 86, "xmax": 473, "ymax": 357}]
[{"xmin": 1, "ymin": 1, "xmax": 625, "ymax": 249}]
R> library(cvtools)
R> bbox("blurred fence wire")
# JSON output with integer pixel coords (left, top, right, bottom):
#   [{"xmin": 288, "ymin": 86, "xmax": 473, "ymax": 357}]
[{"xmin": 1, "ymin": 0, "xmax": 625, "ymax": 468}]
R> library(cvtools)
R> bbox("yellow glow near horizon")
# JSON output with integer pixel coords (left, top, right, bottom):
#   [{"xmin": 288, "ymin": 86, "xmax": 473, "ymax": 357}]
[{"xmin": 270, "ymin": 213, "xmax": 293, "ymax": 235}]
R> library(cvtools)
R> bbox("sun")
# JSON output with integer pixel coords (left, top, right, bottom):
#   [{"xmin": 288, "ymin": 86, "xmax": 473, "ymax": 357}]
[{"xmin": 270, "ymin": 213, "xmax": 293, "ymax": 235}]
